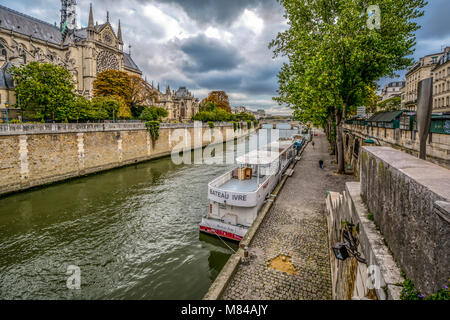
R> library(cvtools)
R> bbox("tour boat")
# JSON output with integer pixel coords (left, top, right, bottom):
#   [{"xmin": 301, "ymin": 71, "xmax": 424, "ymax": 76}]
[{"xmin": 199, "ymin": 138, "xmax": 298, "ymax": 242}]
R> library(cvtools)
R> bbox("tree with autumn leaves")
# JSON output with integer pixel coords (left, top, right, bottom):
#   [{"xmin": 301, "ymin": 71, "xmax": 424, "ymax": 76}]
[
  {"xmin": 200, "ymin": 91, "xmax": 232, "ymax": 113},
  {"xmin": 93, "ymin": 70, "xmax": 158, "ymax": 119}
]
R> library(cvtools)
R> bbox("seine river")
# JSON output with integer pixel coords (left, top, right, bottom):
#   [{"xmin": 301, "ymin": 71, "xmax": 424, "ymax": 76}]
[{"xmin": 0, "ymin": 133, "xmax": 261, "ymax": 299}]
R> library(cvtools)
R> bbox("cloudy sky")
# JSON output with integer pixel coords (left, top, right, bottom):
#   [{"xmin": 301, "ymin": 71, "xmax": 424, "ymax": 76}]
[{"xmin": 3, "ymin": 0, "xmax": 450, "ymax": 114}]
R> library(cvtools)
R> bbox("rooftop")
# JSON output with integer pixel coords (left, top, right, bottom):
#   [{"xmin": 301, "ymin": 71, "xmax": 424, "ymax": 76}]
[
  {"xmin": 0, "ymin": 4, "xmax": 63, "ymax": 45},
  {"xmin": 236, "ymin": 150, "xmax": 280, "ymax": 165}
]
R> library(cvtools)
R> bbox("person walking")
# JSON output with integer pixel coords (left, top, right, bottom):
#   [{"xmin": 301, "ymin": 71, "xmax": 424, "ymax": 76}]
[
  {"xmin": 312, "ymin": 141, "xmax": 315, "ymax": 149},
  {"xmin": 319, "ymin": 160, "xmax": 324, "ymax": 169}
]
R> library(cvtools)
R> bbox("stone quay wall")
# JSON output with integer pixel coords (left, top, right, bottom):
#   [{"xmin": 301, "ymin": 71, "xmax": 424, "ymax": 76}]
[
  {"xmin": 0, "ymin": 122, "xmax": 252, "ymax": 196},
  {"xmin": 360, "ymin": 146, "xmax": 450, "ymax": 294},
  {"xmin": 326, "ymin": 183, "xmax": 403, "ymax": 300},
  {"xmin": 343, "ymin": 124, "xmax": 450, "ymax": 176}
]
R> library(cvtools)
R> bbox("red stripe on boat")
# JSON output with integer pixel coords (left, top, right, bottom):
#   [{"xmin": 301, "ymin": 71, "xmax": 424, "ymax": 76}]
[{"xmin": 200, "ymin": 225, "xmax": 243, "ymax": 241}]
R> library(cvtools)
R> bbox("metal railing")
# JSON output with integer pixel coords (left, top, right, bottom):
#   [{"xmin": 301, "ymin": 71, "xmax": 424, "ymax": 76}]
[{"xmin": 0, "ymin": 121, "xmax": 237, "ymax": 135}]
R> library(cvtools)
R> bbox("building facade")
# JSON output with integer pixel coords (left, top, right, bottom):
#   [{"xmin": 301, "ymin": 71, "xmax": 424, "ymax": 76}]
[
  {"xmin": 380, "ymin": 81, "xmax": 405, "ymax": 101},
  {"xmin": 432, "ymin": 50, "xmax": 450, "ymax": 114},
  {"xmin": 232, "ymin": 106, "xmax": 248, "ymax": 114},
  {"xmin": 402, "ymin": 48, "xmax": 449, "ymax": 112},
  {"xmin": 154, "ymin": 85, "xmax": 199, "ymax": 121},
  {"xmin": 0, "ymin": 2, "xmax": 199, "ymax": 121}
]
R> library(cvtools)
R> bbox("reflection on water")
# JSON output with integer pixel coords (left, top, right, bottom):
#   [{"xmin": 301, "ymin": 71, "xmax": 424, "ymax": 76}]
[{"xmin": 0, "ymin": 134, "xmax": 260, "ymax": 300}]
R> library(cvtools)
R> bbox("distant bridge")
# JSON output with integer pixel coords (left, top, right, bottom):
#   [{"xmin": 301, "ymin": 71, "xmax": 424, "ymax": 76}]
[{"xmin": 259, "ymin": 119, "xmax": 300, "ymax": 127}]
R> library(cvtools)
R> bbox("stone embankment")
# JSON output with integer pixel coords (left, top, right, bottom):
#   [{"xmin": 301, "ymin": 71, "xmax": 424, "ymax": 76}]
[
  {"xmin": 327, "ymin": 146, "xmax": 450, "ymax": 299},
  {"xmin": 0, "ymin": 122, "xmax": 252, "ymax": 196},
  {"xmin": 343, "ymin": 123, "xmax": 450, "ymax": 173}
]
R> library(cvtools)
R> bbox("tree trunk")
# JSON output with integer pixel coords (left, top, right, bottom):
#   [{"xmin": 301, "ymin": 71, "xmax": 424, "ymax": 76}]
[
  {"xmin": 325, "ymin": 118, "xmax": 336, "ymax": 156},
  {"xmin": 336, "ymin": 105, "xmax": 345, "ymax": 174}
]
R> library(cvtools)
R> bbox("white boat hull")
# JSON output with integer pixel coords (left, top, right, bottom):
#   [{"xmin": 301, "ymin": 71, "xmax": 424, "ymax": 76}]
[
  {"xmin": 199, "ymin": 218, "xmax": 248, "ymax": 241},
  {"xmin": 200, "ymin": 137, "xmax": 300, "ymax": 242}
]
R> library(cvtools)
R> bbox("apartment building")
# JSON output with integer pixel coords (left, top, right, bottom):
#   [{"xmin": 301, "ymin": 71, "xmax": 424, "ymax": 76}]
[
  {"xmin": 403, "ymin": 48, "xmax": 448, "ymax": 111},
  {"xmin": 432, "ymin": 50, "xmax": 450, "ymax": 114}
]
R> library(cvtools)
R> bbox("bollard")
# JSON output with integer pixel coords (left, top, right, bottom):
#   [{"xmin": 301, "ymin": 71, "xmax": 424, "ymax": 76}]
[{"xmin": 244, "ymin": 246, "xmax": 249, "ymax": 258}]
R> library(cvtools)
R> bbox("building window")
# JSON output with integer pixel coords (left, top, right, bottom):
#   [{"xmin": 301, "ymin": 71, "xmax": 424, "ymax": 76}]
[{"xmin": 0, "ymin": 42, "xmax": 6, "ymax": 59}]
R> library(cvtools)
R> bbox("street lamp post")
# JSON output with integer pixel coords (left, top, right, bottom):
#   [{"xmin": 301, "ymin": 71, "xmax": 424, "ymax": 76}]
[{"xmin": 5, "ymin": 101, "xmax": 9, "ymax": 124}]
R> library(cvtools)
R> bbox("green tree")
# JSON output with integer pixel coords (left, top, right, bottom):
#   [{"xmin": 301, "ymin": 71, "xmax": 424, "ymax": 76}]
[
  {"xmin": 270, "ymin": 0, "xmax": 426, "ymax": 173},
  {"xmin": 90, "ymin": 96, "xmax": 129, "ymax": 120},
  {"xmin": 235, "ymin": 112, "xmax": 256, "ymax": 121},
  {"xmin": 365, "ymin": 85, "xmax": 381, "ymax": 114},
  {"xmin": 139, "ymin": 106, "xmax": 168, "ymax": 122},
  {"xmin": 378, "ymin": 96, "xmax": 402, "ymax": 112},
  {"xmin": 10, "ymin": 62, "xmax": 76, "ymax": 122},
  {"xmin": 69, "ymin": 95, "xmax": 91, "ymax": 122}
]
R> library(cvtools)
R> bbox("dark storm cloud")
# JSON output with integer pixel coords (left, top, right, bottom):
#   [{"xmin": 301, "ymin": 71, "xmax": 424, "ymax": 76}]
[
  {"xmin": 378, "ymin": 0, "xmax": 450, "ymax": 88},
  {"xmin": 8, "ymin": 0, "xmax": 449, "ymax": 113},
  {"xmin": 179, "ymin": 35, "xmax": 243, "ymax": 72},
  {"xmin": 195, "ymin": 72, "xmax": 243, "ymax": 90},
  {"xmin": 415, "ymin": 0, "xmax": 450, "ymax": 40},
  {"xmin": 147, "ymin": 0, "xmax": 278, "ymax": 26}
]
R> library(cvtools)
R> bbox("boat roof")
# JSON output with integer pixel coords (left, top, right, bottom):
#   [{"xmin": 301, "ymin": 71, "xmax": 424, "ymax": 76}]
[
  {"xmin": 236, "ymin": 150, "xmax": 280, "ymax": 165},
  {"xmin": 261, "ymin": 141, "xmax": 291, "ymax": 152},
  {"xmin": 266, "ymin": 140, "xmax": 292, "ymax": 147}
]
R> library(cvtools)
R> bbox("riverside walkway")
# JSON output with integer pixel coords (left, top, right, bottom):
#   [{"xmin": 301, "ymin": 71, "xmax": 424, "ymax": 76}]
[{"xmin": 221, "ymin": 130, "xmax": 355, "ymax": 300}]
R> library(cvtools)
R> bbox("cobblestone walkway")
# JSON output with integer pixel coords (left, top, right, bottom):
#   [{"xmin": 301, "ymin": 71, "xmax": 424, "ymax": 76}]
[{"xmin": 221, "ymin": 130, "xmax": 355, "ymax": 300}]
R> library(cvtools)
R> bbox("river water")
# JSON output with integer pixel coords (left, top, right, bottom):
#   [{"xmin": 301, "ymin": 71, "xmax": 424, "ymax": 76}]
[{"xmin": 0, "ymin": 133, "xmax": 262, "ymax": 300}]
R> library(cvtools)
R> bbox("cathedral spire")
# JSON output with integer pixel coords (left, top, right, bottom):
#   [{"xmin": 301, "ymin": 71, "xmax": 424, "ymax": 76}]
[
  {"xmin": 106, "ymin": 11, "xmax": 110, "ymax": 23},
  {"xmin": 87, "ymin": 3, "xmax": 94, "ymax": 30},
  {"xmin": 117, "ymin": 20, "xmax": 123, "ymax": 44}
]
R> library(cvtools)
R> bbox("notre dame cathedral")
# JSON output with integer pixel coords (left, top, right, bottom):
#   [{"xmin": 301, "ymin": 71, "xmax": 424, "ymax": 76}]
[{"xmin": 0, "ymin": 1, "xmax": 199, "ymax": 121}]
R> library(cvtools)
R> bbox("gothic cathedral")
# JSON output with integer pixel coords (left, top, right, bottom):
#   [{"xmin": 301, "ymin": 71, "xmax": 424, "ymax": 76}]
[{"xmin": 0, "ymin": 1, "xmax": 199, "ymax": 121}]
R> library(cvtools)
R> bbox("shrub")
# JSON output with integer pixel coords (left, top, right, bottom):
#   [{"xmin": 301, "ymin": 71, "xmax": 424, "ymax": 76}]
[
  {"xmin": 208, "ymin": 121, "xmax": 215, "ymax": 129},
  {"xmin": 400, "ymin": 272, "xmax": 449, "ymax": 300},
  {"xmin": 145, "ymin": 121, "xmax": 160, "ymax": 140},
  {"xmin": 140, "ymin": 107, "xmax": 157, "ymax": 121},
  {"xmin": 139, "ymin": 106, "xmax": 168, "ymax": 122},
  {"xmin": 90, "ymin": 96, "xmax": 130, "ymax": 120}
]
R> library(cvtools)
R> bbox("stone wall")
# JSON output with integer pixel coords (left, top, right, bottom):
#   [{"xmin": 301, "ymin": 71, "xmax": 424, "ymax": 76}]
[
  {"xmin": 326, "ymin": 182, "xmax": 403, "ymax": 300},
  {"xmin": 0, "ymin": 122, "xmax": 252, "ymax": 196},
  {"xmin": 360, "ymin": 146, "xmax": 450, "ymax": 294},
  {"xmin": 343, "ymin": 124, "xmax": 450, "ymax": 175}
]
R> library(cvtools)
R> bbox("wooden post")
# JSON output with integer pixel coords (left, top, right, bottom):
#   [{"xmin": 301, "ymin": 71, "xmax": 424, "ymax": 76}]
[{"xmin": 416, "ymin": 78, "xmax": 433, "ymax": 160}]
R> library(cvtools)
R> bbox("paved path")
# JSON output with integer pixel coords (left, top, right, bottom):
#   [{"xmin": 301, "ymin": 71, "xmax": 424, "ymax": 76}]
[{"xmin": 221, "ymin": 130, "xmax": 355, "ymax": 300}]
